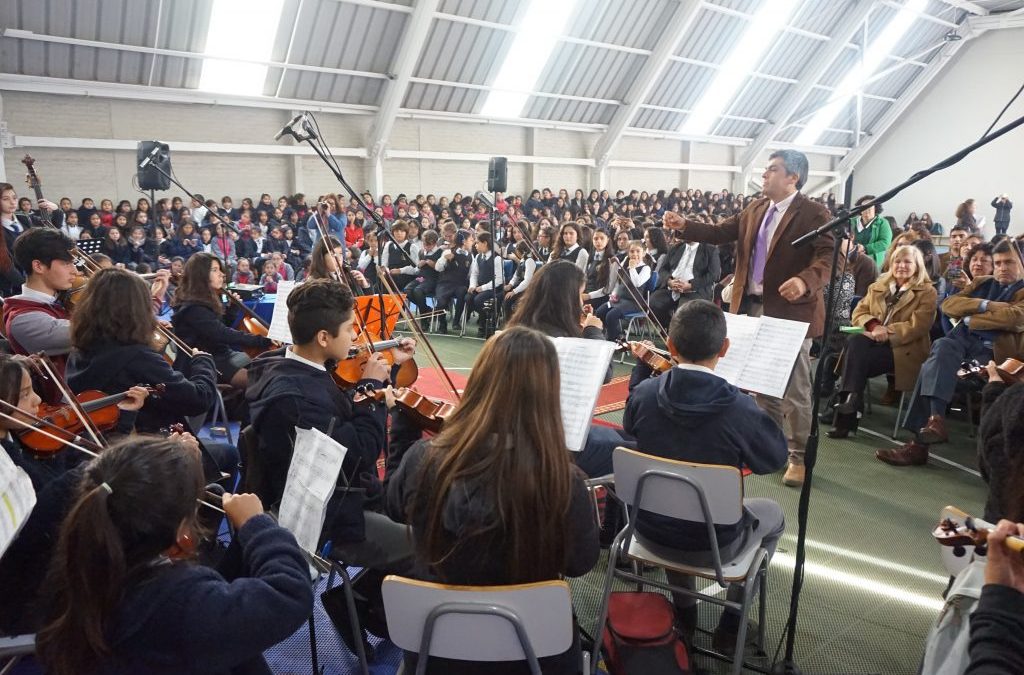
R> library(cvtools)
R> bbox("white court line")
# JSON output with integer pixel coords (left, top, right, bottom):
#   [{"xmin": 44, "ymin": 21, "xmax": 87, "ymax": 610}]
[{"xmin": 857, "ymin": 426, "xmax": 981, "ymax": 478}]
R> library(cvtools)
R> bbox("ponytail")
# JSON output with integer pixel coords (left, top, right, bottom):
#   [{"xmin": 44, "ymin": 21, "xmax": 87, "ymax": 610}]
[
  {"xmin": 38, "ymin": 482, "xmax": 126, "ymax": 675},
  {"xmin": 37, "ymin": 437, "xmax": 204, "ymax": 675}
]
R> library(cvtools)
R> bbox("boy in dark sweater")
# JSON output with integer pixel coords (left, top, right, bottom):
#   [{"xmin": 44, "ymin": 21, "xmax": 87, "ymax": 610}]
[
  {"xmin": 246, "ymin": 278, "xmax": 415, "ymax": 571},
  {"xmin": 622, "ymin": 300, "xmax": 787, "ymax": 647}
]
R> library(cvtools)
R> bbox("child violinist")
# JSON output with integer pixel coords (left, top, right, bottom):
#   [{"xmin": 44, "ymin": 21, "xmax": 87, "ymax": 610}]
[
  {"xmin": 35, "ymin": 437, "xmax": 313, "ymax": 675},
  {"xmin": 170, "ymin": 253, "xmax": 273, "ymax": 389}
]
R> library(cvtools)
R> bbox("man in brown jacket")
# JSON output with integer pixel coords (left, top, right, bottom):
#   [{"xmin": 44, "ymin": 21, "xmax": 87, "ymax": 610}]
[
  {"xmin": 878, "ymin": 240, "xmax": 1024, "ymax": 466},
  {"xmin": 664, "ymin": 150, "xmax": 833, "ymax": 487}
]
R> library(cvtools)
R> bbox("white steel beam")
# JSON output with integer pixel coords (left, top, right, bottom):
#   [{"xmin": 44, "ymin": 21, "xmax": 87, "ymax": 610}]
[
  {"xmin": 1, "ymin": 29, "xmax": 388, "ymax": 81},
  {"xmin": 146, "ymin": 0, "xmax": 165, "ymax": 87},
  {"xmin": 589, "ymin": 0, "xmax": 703, "ymax": 173},
  {"xmin": 737, "ymin": 0, "xmax": 874, "ymax": 174},
  {"xmin": 837, "ymin": 23, "xmax": 981, "ymax": 174},
  {"xmin": 933, "ymin": 0, "xmax": 988, "ymax": 16},
  {"xmin": 274, "ymin": 0, "xmax": 308, "ymax": 98},
  {"xmin": 365, "ymin": 0, "xmax": 441, "ymax": 191}
]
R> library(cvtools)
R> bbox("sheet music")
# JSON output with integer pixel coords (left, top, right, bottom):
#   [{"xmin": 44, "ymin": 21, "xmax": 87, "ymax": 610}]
[
  {"xmin": 715, "ymin": 314, "xmax": 808, "ymax": 398},
  {"xmin": 0, "ymin": 449, "xmax": 36, "ymax": 558},
  {"xmin": 277, "ymin": 426, "xmax": 347, "ymax": 555},
  {"xmin": 552, "ymin": 337, "xmax": 616, "ymax": 452},
  {"xmin": 267, "ymin": 280, "xmax": 299, "ymax": 344}
]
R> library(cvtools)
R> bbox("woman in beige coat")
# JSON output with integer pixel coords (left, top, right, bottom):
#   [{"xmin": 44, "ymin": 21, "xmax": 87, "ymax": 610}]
[{"xmin": 829, "ymin": 244, "xmax": 937, "ymax": 437}]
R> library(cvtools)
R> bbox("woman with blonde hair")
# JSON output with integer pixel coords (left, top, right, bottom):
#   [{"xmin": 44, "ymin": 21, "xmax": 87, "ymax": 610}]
[{"xmin": 828, "ymin": 244, "xmax": 937, "ymax": 438}]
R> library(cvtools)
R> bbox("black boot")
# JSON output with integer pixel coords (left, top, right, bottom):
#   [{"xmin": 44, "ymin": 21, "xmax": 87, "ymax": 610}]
[
  {"xmin": 827, "ymin": 411, "xmax": 859, "ymax": 439},
  {"xmin": 836, "ymin": 391, "xmax": 861, "ymax": 416}
]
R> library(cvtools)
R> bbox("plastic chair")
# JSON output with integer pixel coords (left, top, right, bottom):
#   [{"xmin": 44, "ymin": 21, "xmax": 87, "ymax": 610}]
[
  {"xmin": 383, "ymin": 576, "xmax": 588, "ymax": 675},
  {"xmin": 0, "ymin": 634, "xmax": 35, "ymax": 674},
  {"xmin": 592, "ymin": 447, "xmax": 769, "ymax": 675}
]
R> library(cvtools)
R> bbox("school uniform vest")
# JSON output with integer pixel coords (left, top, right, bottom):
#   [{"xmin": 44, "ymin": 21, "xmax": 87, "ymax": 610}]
[
  {"xmin": 440, "ymin": 250, "xmax": 471, "ymax": 287},
  {"xmin": 586, "ymin": 252, "xmax": 605, "ymax": 290},
  {"xmin": 420, "ymin": 247, "xmax": 444, "ymax": 283},
  {"xmin": 560, "ymin": 245, "xmax": 584, "ymax": 264},
  {"xmin": 476, "ymin": 252, "xmax": 496, "ymax": 287},
  {"xmin": 613, "ymin": 263, "xmax": 650, "ymax": 302}
]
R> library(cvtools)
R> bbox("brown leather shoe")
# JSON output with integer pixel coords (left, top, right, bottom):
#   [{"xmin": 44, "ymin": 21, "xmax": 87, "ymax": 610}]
[
  {"xmin": 875, "ymin": 442, "xmax": 929, "ymax": 466},
  {"xmin": 879, "ymin": 384, "xmax": 898, "ymax": 407},
  {"xmin": 783, "ymin": 463, "xmax": 805, "ymax": 487},
  {"xmin": 917, "ymin": 415, "xmax": 948, "ymax": 444}
]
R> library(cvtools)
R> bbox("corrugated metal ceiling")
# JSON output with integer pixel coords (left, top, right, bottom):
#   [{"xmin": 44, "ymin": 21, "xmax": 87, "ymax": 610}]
[{"xmin": 1, "ymin": 0, "xmax": 1020, "ymax": 150}]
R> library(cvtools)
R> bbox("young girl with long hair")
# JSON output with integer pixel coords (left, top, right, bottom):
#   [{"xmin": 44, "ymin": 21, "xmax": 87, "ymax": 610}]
[
  {"xmin": 170, "ymin": 253, "xmax": 272, "ymax": 389},
  {"xmin": 35, "ymin": 437, "xmax": 313, "ymax": 675},
  {"xmin": 386, "ymin": 326, "xmax": 599, "ymax": 674},
  {"xmin": 595, "ymin": 240, "xmax": 652, "ymax": 342},
  {"xmin": 549, "ymin": 222, "xmax": 589, "ymax": 272}
]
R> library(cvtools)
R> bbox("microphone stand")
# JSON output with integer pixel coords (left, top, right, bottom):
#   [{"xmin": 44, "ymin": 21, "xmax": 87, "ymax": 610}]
[{"xmin": 776, "ymin": 111, "xmax": 1024, "ymax": 675}]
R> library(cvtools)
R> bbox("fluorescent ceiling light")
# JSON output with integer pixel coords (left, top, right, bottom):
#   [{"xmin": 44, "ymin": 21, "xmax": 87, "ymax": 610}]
[
  {"xmin": 198, "ymin": 0, "xmax": 286, "ymax": 96},
  {"xmin": 680, "ymin": 0, "xmax": 800, "ymax": 136},
  {"xmin": 795, "ymin": 0, "xmax": 926, "ymax": 145},
  {"xmin": 479, "ymin": 0, "xmax": 581, "ymax": 118}
]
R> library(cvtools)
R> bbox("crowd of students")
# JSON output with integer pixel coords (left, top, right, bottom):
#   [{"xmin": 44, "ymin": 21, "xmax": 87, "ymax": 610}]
[{"xmin": 0, "ymin": 172, "xmax": 1022, "ymax": 675}]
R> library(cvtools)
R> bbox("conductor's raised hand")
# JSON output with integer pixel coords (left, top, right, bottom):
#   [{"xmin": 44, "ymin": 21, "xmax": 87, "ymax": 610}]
[{"xmin": 662, "ymin": 212, "xmax": 686, "ymax": 231}]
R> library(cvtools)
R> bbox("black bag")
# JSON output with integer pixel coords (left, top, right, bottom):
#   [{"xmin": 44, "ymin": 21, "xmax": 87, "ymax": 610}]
[{"xmin": 602, "ymin": 592, "xmax": 691, "ymax": 674}]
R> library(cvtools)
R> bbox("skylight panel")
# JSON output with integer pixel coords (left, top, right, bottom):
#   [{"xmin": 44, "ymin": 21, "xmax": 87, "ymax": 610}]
[
  {"xmin": 680, "ymin": 0, "xmax": 800, "ymax": 136},
  {"xmin": 795, "ymin": 0, "xmax": 926, "ymax": 146},
  {"xmin": 479, "ymin": 0, "xmax": 582, "ymax": 118},
  {"xmin": 198, "ymin": 0, "xmax": 286, "ymax": 96}
]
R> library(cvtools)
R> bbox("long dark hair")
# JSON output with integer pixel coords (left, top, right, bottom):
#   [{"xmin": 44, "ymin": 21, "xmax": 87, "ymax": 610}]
[
  {"xmin": 411, "ymin": 327, "xmax": 572, "ymax": 583},
  {"xmin": 70, "ymin": 269, "xmax": 158, "ymax": 351},
  {"xmin": 507, "ymin": 260, "xmax": 585, "ymax": 338},
  {"xmin": 309, "ymin": 235, "xmax": 345, "ymax": 280},
  {"xmin": 37, "ymin": 437, "xmax": 205, "ymax": 675},
  {"xmin": 171, "ymin": 252, "xmax": 223, "ymax": 314}
]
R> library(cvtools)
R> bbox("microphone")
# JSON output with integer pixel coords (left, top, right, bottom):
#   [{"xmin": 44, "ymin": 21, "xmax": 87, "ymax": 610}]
[
  {"xmin": 274, "ymin": 114, "xmax": 304, "ymax": 141},
  {"xmin": 474, "ymin": 191, "xmax": 494, "ymax": 209},
  {"xmin": 138, "ymin": 144, "xmax": 163, "ymax": 169}
]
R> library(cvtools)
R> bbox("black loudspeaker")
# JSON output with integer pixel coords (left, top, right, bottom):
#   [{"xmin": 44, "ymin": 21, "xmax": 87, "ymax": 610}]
[
  {"xmin": 137, "ymin": 141, "xmax": 171, "ymax": 191},
  {"xmin": 487, "ymin": 156, "xmax": 507, "ymax": 193}
]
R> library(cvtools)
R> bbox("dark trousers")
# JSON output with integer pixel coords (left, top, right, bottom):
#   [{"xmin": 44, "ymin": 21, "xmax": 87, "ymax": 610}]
[
  {"xmin": 502, "ymin": 292, "xmax": 522, "ymax": 318},
  {"xmin": 596, "ymin": 299, "xmax": 640, "ymax": 342},
  {"xmin": 434, "ymin": 281, "xmax": 468, "ymax": 324},
  {"xmin": 649, "ymin": 288, "xmax": 678, "ymax": 328},
  {"xmin": 465, "ymin": 289, "xmax": 495, "ymax": 320},
  {"xmin": 839, "ymin": 335, "xmax": 896, "ymax": 398},
  {"xmin": 995, "ymin": 221, "xmax": 1009, "ymax": 236},
  {"xmin": 406, "ymin": 278, "xmax": 437, "ymax": 314},
  {"xmin": 903, "ymin": 331, "xmax": 992, "ymax": 433}
]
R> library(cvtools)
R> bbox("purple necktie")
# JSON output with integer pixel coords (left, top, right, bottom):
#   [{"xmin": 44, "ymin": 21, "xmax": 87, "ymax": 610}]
[{"xmin": 751, "ymin": 204, "xmax": 777, "ymax": 286}]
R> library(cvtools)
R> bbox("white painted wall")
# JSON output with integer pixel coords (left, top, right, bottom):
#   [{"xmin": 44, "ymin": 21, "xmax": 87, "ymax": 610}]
[
  {"xmin": 852, "ymin": 28, "xmax": 1024, "ymax": 235},
  {"xmin": 2, "ymin": 89, "xmax": 832, "ymax": 204}
]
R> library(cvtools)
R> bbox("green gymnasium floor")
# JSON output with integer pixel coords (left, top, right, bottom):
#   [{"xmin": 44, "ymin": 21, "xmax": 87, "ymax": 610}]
[{"xmin": 415, "ymin": 330, "xmax": 987, "ymax": 675}]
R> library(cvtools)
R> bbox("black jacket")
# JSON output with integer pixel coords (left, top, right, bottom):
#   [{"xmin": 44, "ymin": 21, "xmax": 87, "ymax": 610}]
[
  {"xmin": 96, "ymin": 515, "xmax": 312, "ymax": 675},
  {"xmin": 171, "ymin": 302, "xmax": 271, "ymax": 363},
  {"xmin": 656, "ymin": 241, "xmax": 720, "ymax": 302},
  {"xmin": 978, "ymin": 381, "xmax": 1024, "ymax": 523},
  {"xmin": 966, "ymin": 585, "xmax": 1024, "ymax": 675},
  {"xmin": 623, "ymin": 366, "xmax": 787, "ymax": 549},
  {"xmin": 66, "ymin": 343, "xmax": 218, "ymax": 432},
  {"xmin": 246, "ymin": 350, "xmax": 388, "ymax": 542}
]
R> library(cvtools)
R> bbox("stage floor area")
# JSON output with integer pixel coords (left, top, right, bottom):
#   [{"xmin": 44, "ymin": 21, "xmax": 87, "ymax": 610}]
[{"xmin": 397, "ymin": 332, "xmax": 986, "ymax": 675}]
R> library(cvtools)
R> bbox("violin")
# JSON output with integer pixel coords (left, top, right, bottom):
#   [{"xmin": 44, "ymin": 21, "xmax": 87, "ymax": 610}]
[
  {"xmin": 956, "ymin": 358, "xmax": 1024, "ymax": 385},
  {"xmin": 616, "ymin": 339, "xmax": 675, "ymax": 373},
  {"xmin": 332, "ymin": 334, "xmax": 419, "ymax": 389},
  {"xmin": 18, "ymin": 385, "xmax": 165, "ymax": 455},
  {"xmin": 353, "ymin": 385, "xmax": 455, "ymax": 433},
  {"xmin": 224, "ymin": 291, "xmax": 276, "ymax": 358},
  {"xmin": 934, "ymin": 510, "xmax": 1024, "ymax": 556}
]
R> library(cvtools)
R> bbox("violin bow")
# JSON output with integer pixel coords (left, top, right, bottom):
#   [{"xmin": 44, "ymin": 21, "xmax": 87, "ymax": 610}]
[
  {"xmin": 608, "ymin": 215, "xmax": 671, "ymax": 345},
  {"xmin": 0, "ymin": 407, "xmax": 223, "ymax": 514},
  {"xmin": 0, "ymin": 398, "xmax": 106, "ymax": 454},
  {"xmin": 34, "ymin": 353, "xmax": 107, "ymax": 448},
  {"xmin": 376, "ymin": 267, "xmax": 462, "ymax": 403}
]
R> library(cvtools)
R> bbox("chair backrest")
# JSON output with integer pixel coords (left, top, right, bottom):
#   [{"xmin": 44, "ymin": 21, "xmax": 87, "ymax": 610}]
[
  {"xmin": 612, "ymin": 447, "xmax": 743, "ymax": 526},
  {"xmin": 382, "ymin": 576, "xmax": 574, "ymax": 664},
  {"xmin": 645, "ymin": 270, "xmax": 658, "ymax": 294},
  {"xmin": 237, "ymin": 424, "xmax": 264, "ymax": 496}
]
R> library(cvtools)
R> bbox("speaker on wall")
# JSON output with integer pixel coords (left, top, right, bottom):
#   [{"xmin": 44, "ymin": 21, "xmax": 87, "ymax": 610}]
[
  {"xmin": 137, "ymin": 141, "xmax": 171, "ymax": 191},
  {"xmin": 487, "ymin": 156, "xmax": 507, "ymax": 193}
]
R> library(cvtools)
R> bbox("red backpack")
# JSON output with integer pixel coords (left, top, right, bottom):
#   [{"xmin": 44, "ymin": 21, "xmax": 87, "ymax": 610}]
[{"xmin": 602, "ymin": 592, "xmax": 691, "ymax": 674}]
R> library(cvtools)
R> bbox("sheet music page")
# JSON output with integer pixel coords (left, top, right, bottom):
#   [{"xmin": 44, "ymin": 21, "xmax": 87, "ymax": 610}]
[
  {"xmin": 277, "ymin": 426, "xmax": 347, "ymax": 555},
  {"xmin": 552, "ymin": 337, "xmax": 615, "ymax": 452},
  {"xmin": 267, "ymin": 280, "xmax": 299, "ymax": 344},
  {"xmin": 0, "ymin": 449, "xmax": 36, "ymax": 558},
  {"xmin": 739, "ymin": 316, "xmax": 809, "ymax": 398},
  {"xmin": 714, "ymin": 313, "xmax": 760, "ymax": 386}
]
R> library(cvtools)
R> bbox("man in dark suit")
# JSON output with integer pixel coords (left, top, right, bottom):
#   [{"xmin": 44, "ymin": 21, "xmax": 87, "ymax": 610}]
[
  {"xmin": 649, "ymin": 230, "xmax": 720, "ymax": 327},
  {"xmin": 664, "ymin": 150, "xmax": 833, "ymax": 487}
]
